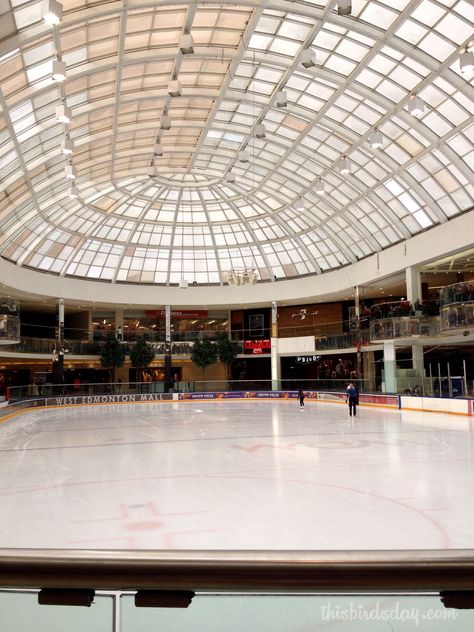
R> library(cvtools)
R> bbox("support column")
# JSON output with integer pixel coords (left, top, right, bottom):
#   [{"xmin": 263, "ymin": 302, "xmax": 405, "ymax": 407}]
[
  {"xmin": 354, "ymin": 285, "xmax": 362, "ymax": 379},
  {"xmin": 406, "ymin": 266, "xmax": 421, "ymax": 305},
  {"xmin": 115, "ymin": 309, "xmax": 124, "ymax": 341},
  {"xmin": 363, "ymin": 350, "xmax": 376, "ymax": 392},
  {"xmin": 383, "ymin": 342, "xmax": 397, "ymax": 393},
  {"xmin": 412, "ymin": 345, "xmax": 424, "ymax": 376},
  {"xmin": 164, "ymin": 305, "xmax": 172, "ymax": 393},
  {"xmin": 271, "ymin": 301, "xmax": 280, "ymax": 390},
  {"xmin": 53, "ymin": 298, "xmax": 65, "ymax": 385}
]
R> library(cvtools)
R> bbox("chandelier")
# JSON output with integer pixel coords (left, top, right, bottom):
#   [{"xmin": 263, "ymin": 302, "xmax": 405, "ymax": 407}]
[{"xmin": 224, "ymin": 267, "xmax": 258, "ymax": 287}]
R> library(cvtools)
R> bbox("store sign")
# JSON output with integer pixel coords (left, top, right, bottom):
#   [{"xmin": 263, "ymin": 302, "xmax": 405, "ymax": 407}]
[
  {"xmin": 296, "ymin": 355, "xmax": 321, "ymax": 364},
  {"xmin": 146, "ymin": 310, "xmax": 209, "ymax": 319},
  {"xmin": 244, "ymin": 339, "xmax": 271, "ymax": 354}
]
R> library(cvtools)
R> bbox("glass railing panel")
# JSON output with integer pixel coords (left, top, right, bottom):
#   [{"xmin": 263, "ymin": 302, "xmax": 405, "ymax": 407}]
[
  {"xmin": 121, "ymin": 593, "xmax": 469, "ymax": 632},
  {"xmin": 440, "ymin": 303, "xmax": 474, "ymax": 331},
  {"xmin": 439, "ymin": 282, "xmax": 474, "ymax": 307},
  {"xmin": 370, "ymin": 317, "xmax": 440, "ymax": 341},
  {"xmin": 0, "ymin": 590, "xmax": 113, "ymax": 632}
]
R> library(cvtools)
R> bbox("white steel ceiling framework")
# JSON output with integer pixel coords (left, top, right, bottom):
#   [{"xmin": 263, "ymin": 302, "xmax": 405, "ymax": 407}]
[{"xmin": 0, "ymin": 0, "xmax": 473, "ymax": 286}]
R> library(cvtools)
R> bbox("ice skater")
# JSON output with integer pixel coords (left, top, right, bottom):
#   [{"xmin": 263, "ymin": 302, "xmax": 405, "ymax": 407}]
[
  {"xmin": 346, "ymin": 382, "xmax": 358, "ymax": 417},
  {"xmin": 298, "ymin": 387, "xmax": 305, "ymax": 409}
]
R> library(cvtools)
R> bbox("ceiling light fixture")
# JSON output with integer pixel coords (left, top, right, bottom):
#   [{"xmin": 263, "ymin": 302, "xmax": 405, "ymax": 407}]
[
  {"xmin": 316, "ymin": 178, "xmax": 325, "ymax": 194},
  {"xmin": 460, "ymin": 49, "xmax": 474, "ymax": 74},
  {"xmin": 337, "ymin": 0, "xmax": 352, "ymax": 15},
  {"xmin": 225, "ymin": 171, "xmax": 236, "ymax": 183},
  {"xmin": 41, "ymin": 0, "xmax": 63, "ymax": 25},
  {"xmin": 51, "ymin": 59, "xmax": 66, "ymax": 82},
  {"xmin": 255, "ymin": 123, "xmax": 266, "ymax": 139},
  {"xmin": 61, "ymin": 137, "xmax": 74, "ymax": 154},
  {"xmin": 296, "ymin": 197, "xmax": 305, "ymax": 211},
  {"xmin": 147, "ymin": 164, "xmax": 156, "ymax": 177},
  {"xmin": 340, "ymin": 155, "xmax": 351, "ymax": 174},
  {"xmin": 168, "ymin": 79, "xmax": 182, "ymax": 97},
  {"xmin": 224, "ymin": 267, "xmax": 258, "ymax": 287},
  {"xmin": 301, "ymin": 49, "xmax": 316, "ymax": 68},
  {"xmin": 238, "ymin": 150, "xmax": 249, "ymax": 163},
  {"xmin": 153, "ymin": 142, "xmax": 163, "ymax": 156},
  {"xmin": 180, "ymin": 33, "xmax": 194, "ymax": 55},
  {"xmin": 276, "ymin": 90, "xmax": 287, "ymax": 108},
  {"xmin": 368, "ymin": 129, "xmax": 383, "ymax": 149},
  {"xmin": 407, "ymin": 94, "xmax": 425, "ymax": 116},
  {"xmin": 69, "ymin": 185, "xmax": 79, "ymax": 198},
  {"xmin": 64, "ymin": 164, "xmax": 76, "ymax": 179},
  {"xmin": 56, "ymin": 103, "xmax": 71, "ymax": 123}
]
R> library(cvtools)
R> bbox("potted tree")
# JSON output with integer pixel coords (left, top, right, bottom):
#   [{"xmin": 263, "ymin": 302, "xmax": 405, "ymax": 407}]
[{"xmin": 130, "ymin": 337, "xmax": 155, "ymax": 390}]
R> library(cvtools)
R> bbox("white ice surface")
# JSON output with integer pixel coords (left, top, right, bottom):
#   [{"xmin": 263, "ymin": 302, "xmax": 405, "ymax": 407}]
[{"xmin": 0, "ymin": 400, "xmax": 473, "ymax": 550}]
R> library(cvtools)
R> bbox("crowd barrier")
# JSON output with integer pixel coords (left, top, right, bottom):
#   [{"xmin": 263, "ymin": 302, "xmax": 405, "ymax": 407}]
[{"xmin": 2, "ymin": 391, "xmax": 472, "ymax": 417}]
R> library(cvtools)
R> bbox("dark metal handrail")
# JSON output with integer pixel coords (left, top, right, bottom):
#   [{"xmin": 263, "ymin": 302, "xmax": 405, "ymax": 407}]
[{"xmin": 0, "ymin": 549, "xmax": 474, "ymax": 592}]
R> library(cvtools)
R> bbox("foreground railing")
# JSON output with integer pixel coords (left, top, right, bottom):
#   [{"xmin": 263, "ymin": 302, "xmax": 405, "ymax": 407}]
[
  {"xmin": 0, "ymin": 550, "xmax": 473, "ymax": 632},
  {"xmin": 1, "ymin": 548, "xmax": 474, "ymax": 591}
]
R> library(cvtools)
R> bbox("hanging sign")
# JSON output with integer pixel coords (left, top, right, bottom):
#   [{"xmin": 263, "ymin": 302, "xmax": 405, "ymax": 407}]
[{"xmin": 295, "ymin": 355, "xmax": 321, "ymax": 364}]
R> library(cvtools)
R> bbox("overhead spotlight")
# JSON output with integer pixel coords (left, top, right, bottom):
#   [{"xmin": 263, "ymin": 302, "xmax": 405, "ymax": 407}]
[
  {"xmin": 153, "ymin": 142, "xmax": 163, "ymax": 156},
  {"xmin": 41, "ymin": 0, "xmax": 63, "ymax": 25},
  {"xmin": 68, "ymin": 185, "xmax": 79, "ymax": 198},
  {"xmin": 368, "ymin": 129, "xmax": 383, "ymax": 149},
  {"xmin": 460, "ymin": 50, "xmax": 474, "ymax": 74},
  {"xmin": 168, "ymin": 79, "xmax": 182, "ymax": 97},
  {"xmin": 179, "ymin": 279, "xmax": 189, "ymax": 289},
  {"xmin": 225, "ymin": 171, "xmax": 236, "ymax": 183},
  {"xmin": 337, "ymin": 0, "xmax": 352, "ymax": 15},
  {"xmin": 56, "ymin": 103, "xmax": 71, "ymax": 124},
  {"xmin": 238, "ymin": 150, "xmax": 249, "ymax": 163},
  {"xmin": 407, "ymin": 94, "xmax": 425, "ymax": 116},
  {"xmin": 51, "ymin": 59, "xmax": 66, "ymax": 82},
  {"xmin": 179, "ymin": 33, "xmax": 194, "ymax": 54},
  {"xmin": 160, "ymin": 114, "xmax": 171, "ymax": 130},
  {"xmin": 64, "ymin": 164, "xmax": 76, "ymax": 179},
  {"xmin": 147, "ymin": 165, "xmax": 156, "ymax": 177},
  {"xmin": 255, "ymin": 123, "xmax": 266, "ymax": 139},
  {"xmin": 276, "ymin": 90, "xmax": 287, "ymax": 108},
  {"xmin": 61, "ymin": 137, "xmax": 74, "ymax": 154},
  {"xmin": 296, "ymin": 197, "xmax": 305, "ymax": 211},
  {"xmin": 340, "ymin": 155, "xmax": 351, "ymax": 174},
  {"xmin": 316, "ymin": 177, "xmax": 325, "ymax": 194},
  {"xmin": 301, "ymin": 48, "xmax": 316, "ymax": 68}
]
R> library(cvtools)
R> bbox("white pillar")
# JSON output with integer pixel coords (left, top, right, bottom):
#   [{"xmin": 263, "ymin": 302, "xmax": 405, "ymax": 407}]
[
  {"xmin": 412, "ymin": 345, "xmax": 424, "ymax": 376},
  {"xmin": 383, "ymin": 342, "xmax": 397, "ymax": 393},
  {"xmin": 406, "ymin": 266, "xmax": 421, "ymax": 304},
  {"xmin": 115, "ymin": 309, "xmax": 124, "ymax": 341},
  {"xmin": 271, "ymin": 301, "xmax": 280, "ymax": 390}
]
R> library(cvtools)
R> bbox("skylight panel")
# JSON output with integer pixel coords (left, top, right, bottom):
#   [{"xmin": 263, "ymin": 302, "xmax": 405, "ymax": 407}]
[{"xmin": 360, "ymin": 3, "xmax": 399, "ymax": 29}]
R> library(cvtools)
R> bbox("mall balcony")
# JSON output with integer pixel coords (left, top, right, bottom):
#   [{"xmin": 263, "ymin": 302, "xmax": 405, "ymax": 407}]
[{"xmin": 0, "ymin": 299, "xmax": 20, "ymax": 345}]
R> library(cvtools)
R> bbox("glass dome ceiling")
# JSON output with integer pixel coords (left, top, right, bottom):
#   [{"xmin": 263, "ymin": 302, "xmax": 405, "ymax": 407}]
[{"xmin": 0, "ymin": 0, "xmax": 473, "ymax": 285}]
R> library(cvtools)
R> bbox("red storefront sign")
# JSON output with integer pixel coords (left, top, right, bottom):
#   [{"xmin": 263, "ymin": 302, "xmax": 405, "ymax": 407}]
[{"xmin": 244, "ymin": 339, "xmax": 271, "ymax": 354}]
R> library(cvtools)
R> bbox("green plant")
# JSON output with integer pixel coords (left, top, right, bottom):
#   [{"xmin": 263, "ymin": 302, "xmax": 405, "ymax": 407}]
[
  {"xmin": 191, "ymin": 338, "xmax": 218, "ymax": 380},
  {"xmin": 129, "ymin": 336, "xmax": 155, "ymax": 381},
  {"xmin": 99, "ymin": 338, "xmax": 126, "ymax": 382},
  {"xmin": 216, "ymin": 334, "xmax": 240, "ymax": 380}
]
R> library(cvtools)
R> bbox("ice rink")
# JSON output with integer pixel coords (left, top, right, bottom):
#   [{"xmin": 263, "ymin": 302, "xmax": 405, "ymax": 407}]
[{"xmin": 0, "ymin": 399, "xmax": 473, "ymax": 550}]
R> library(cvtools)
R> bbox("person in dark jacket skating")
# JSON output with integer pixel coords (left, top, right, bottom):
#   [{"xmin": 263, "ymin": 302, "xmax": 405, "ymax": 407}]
[{"xmin": 346, "ymin": 382, "xmax": 358, "ymax": 417}]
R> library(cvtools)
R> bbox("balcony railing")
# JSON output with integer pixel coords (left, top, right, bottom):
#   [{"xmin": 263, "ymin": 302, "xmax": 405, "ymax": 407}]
[
  {"xmin": 439, "ymin": 282, "xmax": 474, "ymax": 307},
  {"xmin": 370, "ymin": 316, "xmax": 440, "ymax": 341},
  {"xmin": 440, "ymin": 302, "xmax": 474, "ymax": 331},
  {"xmin": 315, "ymin": 330, "xmax": 370, "ymax": 350}
]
